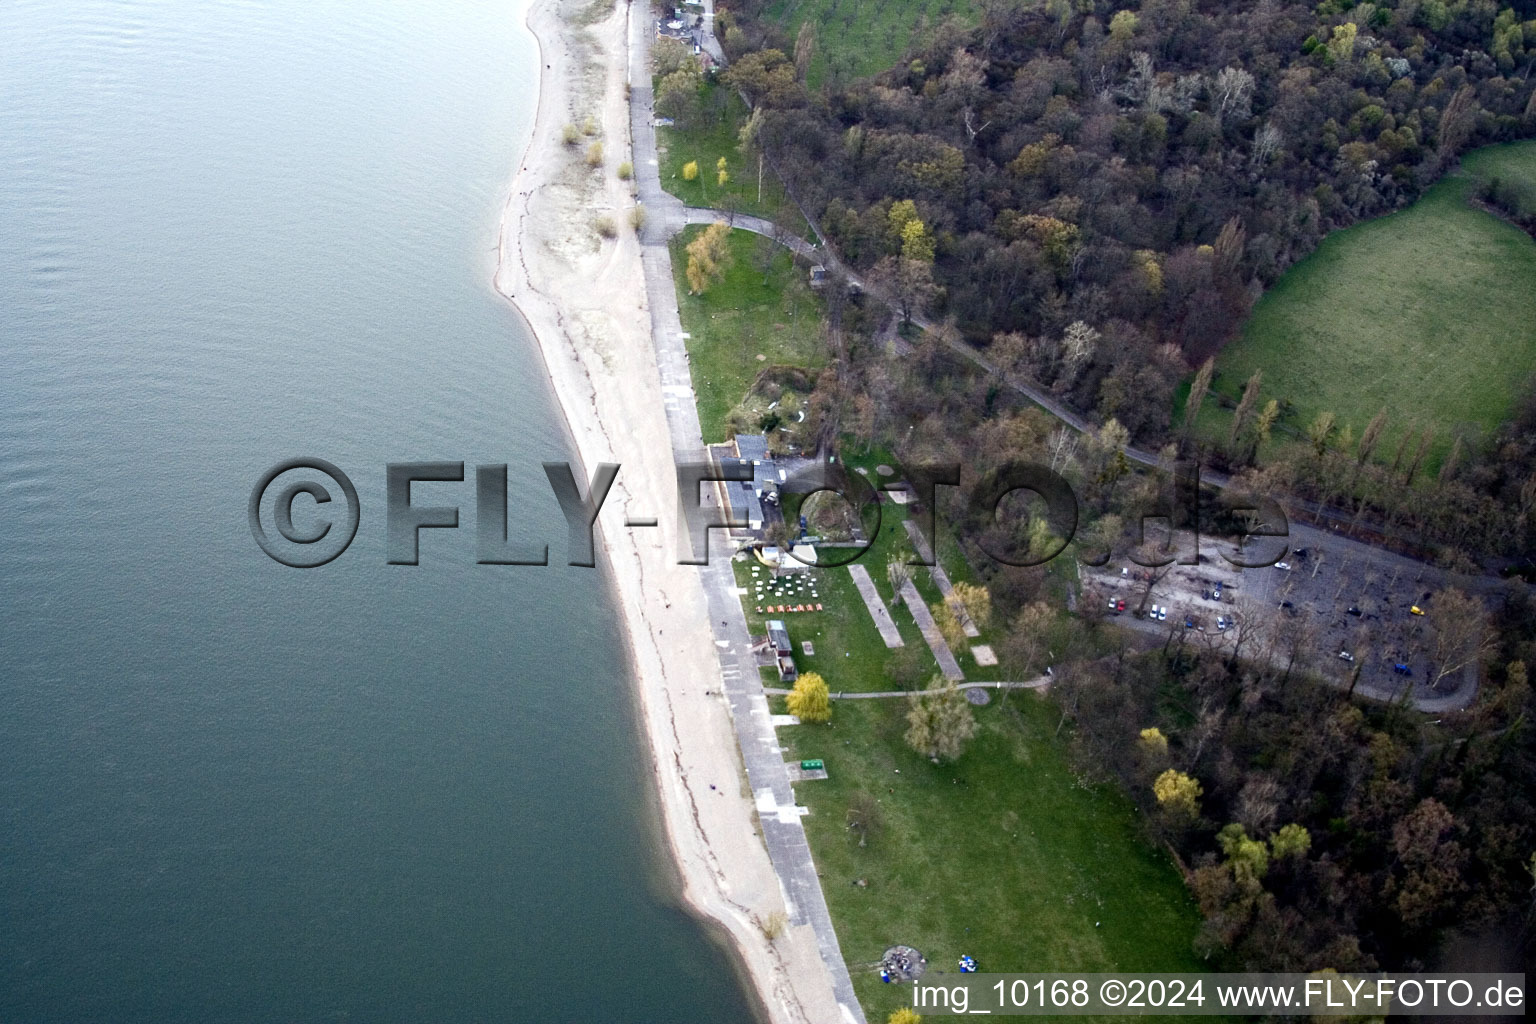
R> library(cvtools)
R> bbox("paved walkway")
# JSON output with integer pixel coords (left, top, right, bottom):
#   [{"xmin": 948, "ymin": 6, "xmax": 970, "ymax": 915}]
[
  {"xmin": 766, "ymin": 678, "xmax": 1049, "ymax": 699},
  {"xmin": 627, "ymin": 7, "xmax": 864, "ymax": 1021},
  {"xmin": 902, "ymin": 520, "xmax": 980, "ymax": 637},
  {"xmin": 898, "ymin": 579, "xmax": 964, "ymax": 680},
  {"xmin": 846, "ymin": 564, "xmax": 903, "ymax": 648}
]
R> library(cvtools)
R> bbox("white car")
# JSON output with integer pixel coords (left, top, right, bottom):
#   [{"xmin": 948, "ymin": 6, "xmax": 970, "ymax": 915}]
[
  {"xmin": 1275, "ymin": 561, "xmax": 1291, "ymax": 570},
  {"xmin": 1215, "ymin": 616, "xmax": 1228, "ymax": 631},
  {"xmin": 1338, "ymin": 651, "xmax": 1355, "ymax": 662},
  {"xmin": 1155, "ymin": 605, "xmax": 1167, "ymax": 621}
]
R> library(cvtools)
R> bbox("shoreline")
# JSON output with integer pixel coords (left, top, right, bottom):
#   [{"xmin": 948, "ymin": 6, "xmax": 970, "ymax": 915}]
[{"xmin": 491, "ymin": 0, "xmax": 847, "ymax": 1020}]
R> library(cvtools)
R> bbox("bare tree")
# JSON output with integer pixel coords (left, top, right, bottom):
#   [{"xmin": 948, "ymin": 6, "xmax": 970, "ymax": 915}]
[{"xmin": 1428, "ymin": 589, "xmax": 1493, "ymax": 693}]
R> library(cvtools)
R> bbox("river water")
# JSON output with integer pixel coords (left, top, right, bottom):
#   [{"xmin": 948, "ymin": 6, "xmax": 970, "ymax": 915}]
[{"xmin": 0, "ymin": 1, "xmax": 756, "ymax": 1019}]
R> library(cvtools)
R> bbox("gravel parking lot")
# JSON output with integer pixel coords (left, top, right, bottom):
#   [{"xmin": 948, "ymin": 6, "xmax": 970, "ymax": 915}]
[{"xmin": 1082, "ymin": 530, "xmax": 1472, "ymax": 704}]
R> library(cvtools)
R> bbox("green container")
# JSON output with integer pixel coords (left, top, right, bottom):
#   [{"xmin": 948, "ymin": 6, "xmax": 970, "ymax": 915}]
[{"xmin": 800, "ymin": 759, "xmax": 824, "ymax": 771}]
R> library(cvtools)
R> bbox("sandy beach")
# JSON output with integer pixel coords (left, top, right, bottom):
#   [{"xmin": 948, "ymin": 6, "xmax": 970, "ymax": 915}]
[{"xmin": 493, "ymin": 0, "xmax": 846, "ymax": 1020}]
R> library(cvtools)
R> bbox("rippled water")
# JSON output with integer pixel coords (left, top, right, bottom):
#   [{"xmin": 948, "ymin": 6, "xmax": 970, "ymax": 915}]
[{"xmin": 0, "ymin": 1, "xmax": 756, "ymax": 1019}]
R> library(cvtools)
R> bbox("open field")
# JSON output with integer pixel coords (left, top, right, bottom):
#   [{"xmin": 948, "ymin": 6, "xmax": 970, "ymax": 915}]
[
  {"xmin": 669, "ymin": 225, "xmax": 825, "ymax": 441},
  {"xmin": 773, "ymin": 695, "xmax": 1209, "ymax": 1022},
  {"xmin": 1194, "ymin": 144, "xmax": 1536, "ymax": 466},
  {"xmin": 760, "ymin": 0, "xmax": 972, "ymax": 88}
]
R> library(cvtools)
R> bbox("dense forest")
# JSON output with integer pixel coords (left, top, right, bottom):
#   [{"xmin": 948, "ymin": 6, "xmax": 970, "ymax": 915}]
[
  {"xmin": 1054, "ymin": 614, "xmax": 1534, "ymax": 972},
  {"xmin": 694, "ymin": 0, "xmax": 1536, "ymax": 975},
  {"xmin": 702, "ymin": 0, "xmax": 1536, "ymax": 562}
]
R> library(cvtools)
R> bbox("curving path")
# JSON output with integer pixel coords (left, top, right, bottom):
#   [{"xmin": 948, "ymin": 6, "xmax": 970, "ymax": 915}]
[{"xmin": 766, "ymin": 678, "xmax": 1050, "ymax": 699}]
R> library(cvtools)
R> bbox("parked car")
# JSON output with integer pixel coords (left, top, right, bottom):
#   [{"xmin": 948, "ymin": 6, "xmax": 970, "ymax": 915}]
[
  {"xmin": 1410, "ymin": 605, "xmax": 1425, "ymax": 616},
  {"xmin": 1293, "ymin": 547, "xmax": 1309, "ymax": 558},
  {"xmin": 1393, "ymin": 663, "xmax": 1413, "ymax": 676},
  {"xmin": 1338, "ymin": 651, "xmax": 1355, "ymax": 662},
  {"xmin": 1116, "ymin": 599, "xmax": 1126, "ymax": 613},
  {"xmin": 1347, "ymin": 606, "xmax": 1362, "ymax": 617},
  {"xmin": 1275, "ymin": 561, "xmax": 1292, "ymax": 570},
  {"xmin": 1215, "ymin": 616, "xmax": 1228, "ymax": 631},
  {"xmin": 1156, "ymin": 606, "xmax": 1168, "ymax": 621},
  {"xmin": 1108, "ymin": 596, "xmax": 1120, "ymax": 614}
]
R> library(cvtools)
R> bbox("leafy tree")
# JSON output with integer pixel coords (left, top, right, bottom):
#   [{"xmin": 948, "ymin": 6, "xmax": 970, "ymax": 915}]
[
  {"xmin": 1388, "ymin": 798, "xmax": 1468, "ymax": 930},
  {"xmin": 682, "ymin": 160, "xmax": 699, "ymax": 182},
  {"xmin": 1228, "ymin": 370, "xmax": 1262, "ymax": 449},
  {"xmin": 948, "ymin": 580, "xmax": 992, "ymax": 631},
  {"xmin": 1326, "ymin": 22, "xmax": 1358, "ymax": 65},
  {"xmin": 905, "ymin": 676, "xmax": 977, "ymax": 761},
  {"xmin": 1307, "ymin": 410, "xmax": 1337, "ymax": 459},
  {"xmin": 685, "ymin": 221, "xmax": 732, "ymax": 294},
  {"xmin": 933, "ymin": 600, "xmax": 970, "ymax": 655},
  {"xmin": 655, "ymin": 66, "xmax": 704, "ymax": 127},
  {"xmin": 868, "ymin": 255, "xmax": 937, "ymax": 323},
  {"xmin": 1183, "ymin": 357, "xmax": 1215, "ymax": 437},
  {"xmin": 1253, "ymin": 399, "xmax": 1280, "ymax": 455},
  {"xmin": 652, "ymin": 35, "xmax": 697, "ymax": 78},
  {"xmin": 1153, "ymin": 769, "xmax": 1202, "ymax": 820},
  {"xmin": 1269, "ymin": 823, "xmax": 1311, "ymax": 860},
  {"xmin": 716, "ymin": 156, "xmax": 729, "ymax": 189},
  {"xmin": 1108, "ymin": 10, "xmax": 1138, "ymax": 44},
  {"xmin": 787, "ymin": 671, "xmax": 831, "ymax": 723},
  {"xmin": 1218, "ymin": 823, "xmax": 1270, "ymax": 882},
  {"xmin": 1138, "ymin": 726, "xmax": 1169, "ymax": 756}
]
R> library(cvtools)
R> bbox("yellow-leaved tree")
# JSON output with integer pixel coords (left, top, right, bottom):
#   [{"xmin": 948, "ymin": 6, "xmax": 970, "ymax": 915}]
[
  {"xmin": 1153, "ymin": 768, "xmax": 1203, "ymax": 821},
  {"xmin": 682, "ymin": 159, "xmax": 699, "ymax": 181},
  {"xmin": 786, "ymin": 671, "xmax": 831, "ymax": 723},
  {"xmin": 684, "ymin": 220, "xmax": 732, "ymax": 294},
  {"xmin": 888, "ymin": 1009, "xmax": 923, "ymax": 1024}
]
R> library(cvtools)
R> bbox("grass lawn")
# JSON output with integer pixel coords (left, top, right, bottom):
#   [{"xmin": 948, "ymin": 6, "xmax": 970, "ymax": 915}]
[
  {"xmin": 1463, "ymin": 138, "xmax": 1536, "ymax": 218},
  {"xmin": 760, "ymin": 0, "xmax": 974, "ymax": 89},
  {"xmin": 774, "ymin": 695, "xmax": 1209, "ymax": 1022},
  {"xmin": 734, "ymin": 500, "xmax": 928, "ymax": 693},
  {"xmin": 669, "ymin": 225, "xmax": 826, "ymax": 442},
  {"xmin": 1194, "ymin": 143, "xmax": 1536, "ymax": 467},
  {"xmin": 655, "ymin": 83, "xmax": 805, "ymax": 225},
  {"xmin": 722, "ymin": 453, "xmax": 1206, "ymax": 1021}
]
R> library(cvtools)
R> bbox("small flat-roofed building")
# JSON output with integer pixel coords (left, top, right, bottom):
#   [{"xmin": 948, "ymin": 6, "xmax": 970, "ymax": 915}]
[
  {"xmin": 767, "ymin": 619, "xmax": 797, "ymax": 681},
  {"xmin": 734, "ymin": 433, "xmax": 769, "ymax": 463},
  {"xmin": 719, "ymin": 456, "xmax": 763, "ymax": 532}
]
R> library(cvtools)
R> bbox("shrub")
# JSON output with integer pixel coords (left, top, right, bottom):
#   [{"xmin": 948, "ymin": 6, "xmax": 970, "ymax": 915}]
[
  {"xmin": 593, "ymin": 215, "xmax": 616, "ymax": 239},
  {"xmin": 581, "ymin": 115, "xmax": 597, "ymax": 135},
  {"xmin": 682, "ymin": 159, "xmax": 699, "ymax": 181},
  {"xmin": 560, "ymin": 123, "xmax": 580, "ymax": 146},
  {"xmin": 786, "ymin": 672, "xmax": 831, "ymax": 723},
  {"xmin": 585, "ymin": 141, "xmax": 604, "ymax": 168},
  {"xmin": 759, "ymin": 909, "xmax": 787, "ymax": 940},
  {"xmin": 616, "ymin": 160, "xmax": 633, "ymax": 180},
  {"xmin": 629, "ymin": 206, "xmax": 647, "ymax": 230}
]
